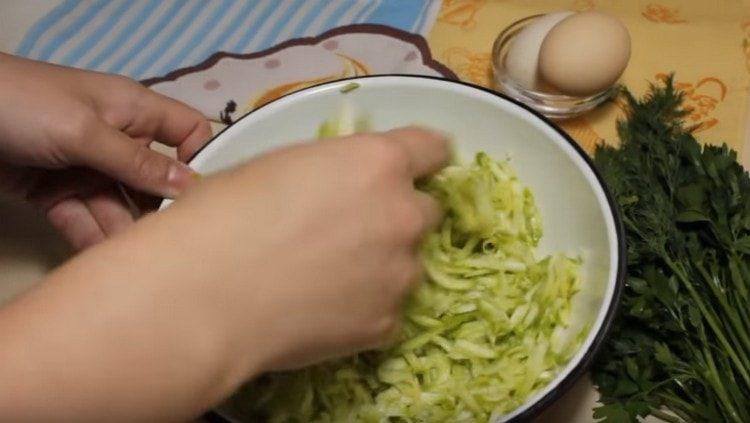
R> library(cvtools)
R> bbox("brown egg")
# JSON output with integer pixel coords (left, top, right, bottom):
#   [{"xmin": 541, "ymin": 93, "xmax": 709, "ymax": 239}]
[{"xmin": 538, "ymin": 11, "xmax": 630, "ymax": 96}]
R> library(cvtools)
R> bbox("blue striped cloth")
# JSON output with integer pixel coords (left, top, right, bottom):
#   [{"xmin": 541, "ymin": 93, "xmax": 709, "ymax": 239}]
[{"xmin": 15, "ymin": 0, "xmax": 440, "ymax": 81}]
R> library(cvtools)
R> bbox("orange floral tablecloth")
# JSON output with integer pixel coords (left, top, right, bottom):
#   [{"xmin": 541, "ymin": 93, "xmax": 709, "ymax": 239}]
[{"xmin": 428, "ymin": 0, "xmax": 750, "ymax": 160}]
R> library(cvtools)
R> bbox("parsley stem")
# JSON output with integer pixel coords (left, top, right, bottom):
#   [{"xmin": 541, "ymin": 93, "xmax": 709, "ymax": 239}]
[
  {"xmin": 695, "ymin": 263, "xmax": 750, "ymax": 370},
  {"xmin": 648, "ymin": 408, "xmax": 682, "ymax": 423},
  {"xmin": 664, "ymin": 259, "xmax": 750, "ymax": 386}
]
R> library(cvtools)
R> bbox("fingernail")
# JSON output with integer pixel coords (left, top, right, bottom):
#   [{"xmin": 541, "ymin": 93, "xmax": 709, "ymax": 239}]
[{"xmin": 166, "ymin": 163, "xmax": 197, "ymax": 198}]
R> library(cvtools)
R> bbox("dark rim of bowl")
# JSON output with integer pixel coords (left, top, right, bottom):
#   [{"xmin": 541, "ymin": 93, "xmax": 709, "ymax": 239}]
[{"xmin": 171, "ymin": 75, "xmax": 626, "ymax": 423}]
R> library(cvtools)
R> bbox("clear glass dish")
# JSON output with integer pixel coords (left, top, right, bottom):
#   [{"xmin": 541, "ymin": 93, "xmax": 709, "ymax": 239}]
[{"xmin": 492, "ymin": 14, "xmax": 619, "ymax": 120}]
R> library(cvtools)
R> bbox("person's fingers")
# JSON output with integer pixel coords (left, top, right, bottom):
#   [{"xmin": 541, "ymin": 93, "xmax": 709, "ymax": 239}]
[
  {"xmin": 46, "ymin": 198, "xmax": 105, "ymax": 250},
  {"xmin": 132, "ymin": 91, "xmax": 213, "ymax": 162},
  {"xmin": 24, "ymin": 168, "xmax": 110, "ymax": 211},
  {"xmin": 414, "ymin": 191, "xmax": 443, "ymax": 235},
  {"xmin": 85, "ymin": 188, "xmax": 135, "ymax": 236},
  {"xmin": 69, "ymin": 119, "xmax": 197, "ymax": 198},
  {"xmin": 383, "ymin": 127, "xmax": 451, "ymax": 178}
]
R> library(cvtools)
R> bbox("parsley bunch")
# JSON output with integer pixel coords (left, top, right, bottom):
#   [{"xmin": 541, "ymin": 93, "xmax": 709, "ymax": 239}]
[{"xmin": 592, "ymin": 76, "xmax": 750, "ymax": 422}]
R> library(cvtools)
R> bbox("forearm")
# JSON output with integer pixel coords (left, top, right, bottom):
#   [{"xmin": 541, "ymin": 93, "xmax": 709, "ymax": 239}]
[{"xmin": 0, "ymin": 211, "xmax": 260, "ymax": 421}]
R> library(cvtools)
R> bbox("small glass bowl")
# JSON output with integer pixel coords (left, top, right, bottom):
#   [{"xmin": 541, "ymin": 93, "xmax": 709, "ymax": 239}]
[{"xmin": 492, "ymin": 14, "xmax": 620, "ymax": 120}]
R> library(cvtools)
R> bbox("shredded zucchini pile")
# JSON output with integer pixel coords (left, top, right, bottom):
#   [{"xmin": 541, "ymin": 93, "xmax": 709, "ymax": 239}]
[{"xmin": 225, "ymin": 148, "xmax": 585, "ymax": 422}]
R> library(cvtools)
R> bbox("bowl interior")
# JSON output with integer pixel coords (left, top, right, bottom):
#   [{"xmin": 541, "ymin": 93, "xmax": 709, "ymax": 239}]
[{"xmin": 165, "ymin": 76, "xmax": 620, "ymax": 421}]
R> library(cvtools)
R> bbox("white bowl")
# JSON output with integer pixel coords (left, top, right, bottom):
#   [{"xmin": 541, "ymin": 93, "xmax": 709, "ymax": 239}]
[{"xmin": 161, "ymin": 75, "xmax": 625, "ymax": 422}]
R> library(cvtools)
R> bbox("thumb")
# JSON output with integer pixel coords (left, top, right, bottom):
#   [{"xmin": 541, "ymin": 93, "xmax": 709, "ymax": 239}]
[{"xmin": 72, "ymin": 119, "xmax": 197, "ymax": 199}]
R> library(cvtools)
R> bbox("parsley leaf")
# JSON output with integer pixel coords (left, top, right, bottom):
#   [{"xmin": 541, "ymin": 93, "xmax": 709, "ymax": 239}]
[{"xmin": 592, "ymin": 75, "xmax": 750, "ymax": 422}]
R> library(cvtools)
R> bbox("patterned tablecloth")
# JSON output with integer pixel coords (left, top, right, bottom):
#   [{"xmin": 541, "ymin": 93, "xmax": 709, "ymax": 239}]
[
  {"xmin": 431, "ymin": 1, "xmax": 750, "ymax": 157},
  {"xmin": 3, "ymin": 0, "xmax": 749, "ymax": 155},
  {"xmin": 1, "ymin": 1, "xmax": 750, "ymax": 422}
]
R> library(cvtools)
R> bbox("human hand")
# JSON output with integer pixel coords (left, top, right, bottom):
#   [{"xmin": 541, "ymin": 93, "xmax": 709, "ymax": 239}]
[
  {"xmin": 0, "ymin": 128, "xmax": 449, "ymax": 421},
  {"xmin": 0, "ymin": 53, "xmax": 211, "ymax": 249},
  {"xmin": 153, "ymin": 127, "xmax": 450, "ymax": 372}
]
